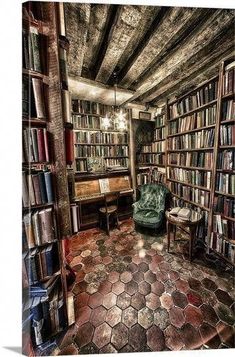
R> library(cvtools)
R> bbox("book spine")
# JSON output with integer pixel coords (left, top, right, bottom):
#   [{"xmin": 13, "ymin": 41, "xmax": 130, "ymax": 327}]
[{"xmin": 44, "ymin": 171, "xmax": 54, "ymax": 203}]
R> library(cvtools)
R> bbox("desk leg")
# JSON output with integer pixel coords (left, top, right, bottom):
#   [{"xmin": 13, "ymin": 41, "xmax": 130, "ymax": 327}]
[
  {"xmin": 189, "ymin": 227, "xmax": 196, "ymax": 262},
  {"xmin": 167, "ymin": 221, "xmax": 171, "ymax": 252}
]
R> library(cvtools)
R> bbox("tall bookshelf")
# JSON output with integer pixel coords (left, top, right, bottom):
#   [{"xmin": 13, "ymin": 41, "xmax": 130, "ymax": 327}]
[
  {"xmin": 166, "ymin": 57, "xmax": 235, "ymax": 267},
  {"xmin": 71, "ymin": 99, "xmax": 130, "ymax": 174},
  {"xmin": 22, "ymin": 2, "xmax": 73, "ymax": 355},
  {"xmin": 208, "ymin": 58, "xmax": 235, "ymax": 267},
  {"xmin": 136, "ymin": 111, "xmax": 166, "ymax": 187}
]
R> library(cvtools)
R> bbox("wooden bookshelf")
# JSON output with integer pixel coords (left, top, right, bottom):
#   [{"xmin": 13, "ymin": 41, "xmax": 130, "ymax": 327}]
[{"xmin": 22, "ymin": 2, "xmax": 73, "ymax": 353}]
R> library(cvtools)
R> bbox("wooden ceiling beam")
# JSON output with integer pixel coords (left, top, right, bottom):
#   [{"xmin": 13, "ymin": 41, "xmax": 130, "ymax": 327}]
[
  {"xmin": 122, "ymin": 9, "xmax": 234, "ymax": 104},
  {"xmin": 139, "ymin": 26, "xmax": 235, "ymax": 103},
  {"xmin": 95, "ymin": 5, "xmax": 150, "ymax": 84},
  {"xmin": 64, "ymin": 3, "xmax": 91, "ymax": 77},
  {"xmin": 119, "ymin": 7, "xmax": 205, "ymax": 88}
]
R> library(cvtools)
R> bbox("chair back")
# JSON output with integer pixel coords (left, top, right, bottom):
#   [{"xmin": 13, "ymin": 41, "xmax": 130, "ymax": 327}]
[
  {"xmin": 104, "ymin": 191, "xmax": 119, "ymax": 209},
  {"xmin": 139, "ymin": 183, "xmax": 169, "ymax": 210}
]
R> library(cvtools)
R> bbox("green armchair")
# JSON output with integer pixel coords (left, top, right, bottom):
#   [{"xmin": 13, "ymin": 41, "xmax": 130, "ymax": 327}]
[{"xmin": 133, "ymin": 183, "xmax": 169, "ymax": 230}]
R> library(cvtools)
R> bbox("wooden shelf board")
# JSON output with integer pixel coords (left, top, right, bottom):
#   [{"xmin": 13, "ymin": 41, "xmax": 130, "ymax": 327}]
[
  {"xmin": 171, "ymin": 192, "xmax": 210, "ymax": 211},
  {"xmin": 75, "ymin": 156, "xmax": 128, "ymax": 159},
  {"xmin": 215, "ymin": 191, "xmax": 235, "ymax": 198},
  {"xmin": 213, "ymin": 213, "xmax": 235, "ymax": 222},
  {"xmin": 22, "ymin": 68, "xmax": 49, "ymax": 83},
  {"xmin": 220, "ymin": 119, "xmax": 235, "ymax": 124},
  {"xmin": 216, "ymin": 169, "xmax": 235, "ymax": 173},
  {"xmin": 169, "ymin": 99, "xmax": 217, "ymax": 122},
  {"xmin": 153, "ymin": 138, "xmax": 165, "ymax": 142},
  {"xmin": 74, "ymin": 143, "xmax": 128, "ymax": 146},
  {"xmin": 221, "ymin": 92, "xmax": 235, "ymax": 100},
  {"xmin": 73, "ymin": 128, "xmax": 128, "ymax": 133},
  {"xmin": 22, "ymin": 118, "xmax": 47, "ymax": 126},
  {"xmin": 168, "ymin": 147, "xmax": 214, "ymax": 152},
  {"xmin": 28, "ymin": 240, "xmax": 58, "ymax": 249},
  {"xmin": 155, "ymin": 125, "xmax": 165, "ymax": 129},
  {"xmin": 168, "ymin": 178, "xmax": 211, "ymax": 192},
  {"xmin": 167, "ymin": 123, "xmax": 215, "ymax": 137},
  {"xmin": 23, "ymin": 202, "xmax": 54, "ymax": 210},
  {"xmin": 168, "ymin": 164, "xmax": 212, "ymax": 171},
  {"xmin": 219, "ymin": 145, "xmax": 235, "ymax": 149}
]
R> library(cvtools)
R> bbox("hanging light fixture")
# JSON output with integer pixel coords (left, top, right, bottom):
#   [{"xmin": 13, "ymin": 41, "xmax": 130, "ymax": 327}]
[{"xmin": 102, "ymin": 72, "xmax": 127, "ymax": 131}]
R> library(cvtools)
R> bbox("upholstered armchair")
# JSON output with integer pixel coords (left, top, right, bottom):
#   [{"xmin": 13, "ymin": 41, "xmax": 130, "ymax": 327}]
[{"xmin": 133, "ymin": 183, "xmax": 170, "ymax": 230}]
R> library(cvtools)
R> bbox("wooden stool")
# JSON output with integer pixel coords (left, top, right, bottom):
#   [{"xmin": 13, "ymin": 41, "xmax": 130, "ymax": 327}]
[
  {"xmin": 99, "ymin": 192, "xmax": 119, "ymax": 235},
  {"xmin": 165, "ymin": 209, "xmax": 202, "ymax": 261}
]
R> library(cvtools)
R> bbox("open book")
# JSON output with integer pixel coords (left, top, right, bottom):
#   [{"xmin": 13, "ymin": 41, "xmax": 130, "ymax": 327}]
[{"xmin": 169, "ymin": 207, "xmax": 191, "ymax": 220}]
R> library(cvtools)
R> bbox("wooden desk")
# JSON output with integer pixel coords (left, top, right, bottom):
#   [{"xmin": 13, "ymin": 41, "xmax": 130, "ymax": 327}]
[{"xmin": 165, "ymin": 209, "xmax": 203, "ymax": 261}]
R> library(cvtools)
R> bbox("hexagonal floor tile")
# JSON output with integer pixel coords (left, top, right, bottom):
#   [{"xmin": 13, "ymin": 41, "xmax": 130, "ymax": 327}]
[
  {"xmin": 187, "ymin": 290, "xmax": 203, "ymax": 307},
  {"xmin": 215, "ymin": 304, "xmax": 235, "ymax": 326},
  {"xmin": 168, "ymin": 270, "xmax": 179, "ymax": 281},
  {"xmin": 128, "ymin": 262, "xmax": 138, "ymax": 273},
  {"xmin": 138, "ymin": 307, "xmax": 154, "ymax": 329},
  {"xmin": 125, "ymin": 280, "xmax": 138, "ymax": 296},
  {"xmin": 58, "ymin": 344, "xmax": 79, "ymax": 355},
  {"xmin": 102, "ymin": 292, "xmax": 117, "ymax": 309},
  {"xmin": 147, "ymin": 325, "xmax": 165, "ymax": 351},
  {"xmin": 200, "ymin": 304, "xmax": 219, "ymax": 326},
  {"xmin": 172, "ymin": 290, "xmax": 188, "ymax": 308},
  {"xmin": 215, "ymin": 289, "xmax": 233, "ymax": 307},
  {"xmin": 139, "ymin": 281, "xmax": 151, "ymax": 295},
  {"xmin": 184, "ymin": 305, "xmax": 203, "ymax": 328},
  {"xmin": 122, "ymin": 306, "xmax": 138, "ymax": 328},
  {"xmin": 169, "ymin": 306, "xmax": 185, "ymax": 328},
  {"xmin": 164, "ymin": 325, "xmax": 184, "ymax": 351},
  {"xmin": 120, "ymin": 271, "xmax": 132, "ymax": 283},
  {"xmin": 180, "ymin": 323, "xmax": 203, "ymax": 349},
  {"xmin": 88, "ymin": 292, "xmax": 103, "ymax": 308},
  {"xmin": 201, "ymin": 277, "xmax": 218, "ymax": 291},
  {"xmin": 133, "ymin": 271, "xmax": 144, "ymax": 283},
  {"xmin": 199, "ymin": 322, "xmax": 221, "ymax": 349},
  {"xmin": 154, "ymin": 307, "xmax": 170, "ymax": 330},
  {"xmin": 112, "ymin": 281, "xmax": 125, "ymax": 295},
  {"xmin": 76, "ymin": 306, "xmax": 92, "ymax": 327},
  {"xmin": 146, "ymin": 293, "xmax": 160, "ymax": 310},
  {"xmin": 131, "ymin": 292, "xmax": 146, "ymax": 310},
  {"xmin": 188, "ymin": 278, "xmax": 202, "ymax": 291},
  {"xmin": 111, "ymin": 323, "xmax": 128, "ymax": 350},
  {"xmin": 108, "ymin": 271, "xmax": 120, "ymax": 283},
  {"xmin": 75, "ymin": 322, "xmax": 94, "ymax": 348},
  {"xmin": 106, "ymin": 306, "xmax": 122, "ymax": 327},
  {"xmin": 138, "ymin": 262, "xmax": 149, "ymax": 272},
  {"xmin": 144, "ymin": 270, "xmax": 157, "ymax": 284},
  {"xmin": 99, "ymin": 343, "xmax": 117, "ymax": 354},
  {"xmin": 151, "ymin": 281, "xmax": 165, "ymax": 296},
  {"xmin": 116, "ymin": 292, "xmax": 131, "ymax": 309},
  {"xmin": 175, "ymin": 279, "xmax": 189, "ymax": 293},
  {"xmin": 160, "ymin": 293, "xmax": 173, "ymax": 310},
  {"xmin": 90, "ymin": 306, "xmax": 107, "ymax": 327},
  {"xmin": 98, "ymin": 280, "xmax": 112, "ymax": 295},
  {"xmin": 75, "ymin": 292, "xmax": 89, "ymax": 310},
  {"xmin": 92, "ymin": 322, "xmax": 112, "ymax": 349},
  {"xmin": 129, "ymin": 324, "xmax": 147, "ymax": 351},
  {"xmin": 216, "ymin": 321, "xmax": 235, "ymax": 348}
]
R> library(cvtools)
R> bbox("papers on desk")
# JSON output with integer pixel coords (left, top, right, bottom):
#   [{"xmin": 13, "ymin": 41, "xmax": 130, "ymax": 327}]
[{"xmin": 99, "ymin": 178, "xmax": 110, "ymax": 193}]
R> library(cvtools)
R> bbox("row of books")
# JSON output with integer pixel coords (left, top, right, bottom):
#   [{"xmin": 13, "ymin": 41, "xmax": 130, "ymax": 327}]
[
  {"xmin": 222, "ymin": 62, "xmax": 235, "ymax": 95},
  {"xmin": 169, "ymin": 105, "xmax": 216, "ymax": 135},
  {"xmin": 170, "ymin": 182, "xmax": 210, "ymax": 208},
  {"xmin": 217, "ymin": 150, "xmax": 235, "ymax": 170},
  {"xmin": 74, "ymin": 145, "xmax": 128, "ymax": 158},
  {"xmin": 72, "ymin": 114, "xmax": 100, "ymax": 129},
  {"xmin": 219, "ymin": 124, "xmax": 235, "ymax": 146},
  {"xmin": 24, "ymin": 285, "xmax": 66, "ymax": 346},
  {"xmin": 214, "ymin": 196, "xmax": 235, "ymax": 218},
  {"xmin": 215, "ymin": 173, "xmax": 235, "ymax": 195},
  {"xmin": 74, "ymin": 159, "xmax": 88, "ymax": 172},
  {"xmin": 23, "ymin": 208, "xmax": 56, "ymax": 249},
  {"xmin": 75, "ymin": 157, "xmax": 129, "ymax": 172},
  {"xmin": 23, "ymin": 243, "xmax": 59, "ymax": 285},
  {"xmin": 155, "ymin": 115, "xmax": 165, "ymax": 128},
  {"xmin": 222, "ymin": 99, "xmax": 234, "ymax": 121},
  {"xmin": 169, "ymin": 152, "xmax": 213, "ymax": 168},
  {"xmin": 140, "ymin": 142, "xmax": 166, "ymax": 153},
  {"xmin": 169, "ymin": 80, "xmax": 218, "ymax": 118},
  {"xmin": 154, "ymin": 127, "xmax": 165, "ymax": 141},
  {"xmin": 22, "ymin": 170, "xmax": 53, "ymax": 207},
  {"xmin": 23, "ymin": 26, "xmax": 45, "ymax": 73},
  {"xmin": 74, "ymin": 131, "xmax": 128, "ymax": 144},
  {"xmin": 137, "ymin": 169, "xmax": 165, "ymax": 186},
  {"xmin": 70, "ymin": 204, "xmax": 80, "ymax": 233},
  {"xmin": 72, "ymin": 99, "xmax": 129, "ymax": 117},
  {"xmin": 212, "ymin": 214, "xmax": 235, "ymax": 240},
  {"xmin": 137, "ymin": 153, "xmax": 165, "ymax": 165},
  {"xmin": 209, "ymin": 232, "xmax": 235, "ymax": 264},
  {"xmin": 23, "ymin": 128, "xmax": 49, "ymax": 163},
  {"xmin": 168, "ymin": 168, "xmax": 211, "ymax": 189},
  {"xmin": 168, "ymin": 129, "xmax": 214, "ymax": 150},
  {"xmin": 23, "ymin": 75, "xmax": 46, "ymax": 119}
]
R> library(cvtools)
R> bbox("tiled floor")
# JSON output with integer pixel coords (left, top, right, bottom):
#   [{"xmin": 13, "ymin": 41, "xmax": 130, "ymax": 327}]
[{"xmin": 56, "ymin": 219, "xmax": 234, "ymax": 355}]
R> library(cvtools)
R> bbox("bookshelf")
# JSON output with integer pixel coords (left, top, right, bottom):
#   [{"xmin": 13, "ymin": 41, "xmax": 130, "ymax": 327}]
[
  {"xmin": 22, "ymin": 2, "xmax": 73, "ymax": 354},
  {"xmin": 208, "ymin": 58, "xmax": 235, "ymax": 267},
  {"xmin": 166, "ymin": 57, "xmax": 235, "ymax": 267},
  {"xmin": 166, "ymin": 73, "xmax": 219, "ymax": 251},
  {"xmin": 71, "ymin": 99, "xmax": 130, "ymax": 174}
]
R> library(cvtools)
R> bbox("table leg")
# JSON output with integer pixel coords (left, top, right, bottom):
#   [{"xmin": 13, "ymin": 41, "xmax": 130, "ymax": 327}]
[
  {"xmin": 189, "ymin": 226, "xmax": 195, "ymax": 262},
  {"xmin": 167, "ymin": 221, "xmax": 171, "ymax": 252}
]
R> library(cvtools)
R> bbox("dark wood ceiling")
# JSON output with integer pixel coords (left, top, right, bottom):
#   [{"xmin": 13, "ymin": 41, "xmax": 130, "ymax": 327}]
[{"xmin": 64, "ymin": 3, "xmax": 235, "ymax": 106}]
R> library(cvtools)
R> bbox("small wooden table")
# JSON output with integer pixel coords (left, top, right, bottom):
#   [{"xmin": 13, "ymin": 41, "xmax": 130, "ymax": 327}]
[{"xmin": 165, "ymin": 209, "xmax": 203, "ymax": 261}]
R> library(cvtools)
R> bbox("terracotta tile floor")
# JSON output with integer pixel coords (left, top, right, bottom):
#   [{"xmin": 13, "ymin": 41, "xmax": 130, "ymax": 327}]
[{"xmin": 56, "ymin": 219, "xmax": 234, "ymax": 354}]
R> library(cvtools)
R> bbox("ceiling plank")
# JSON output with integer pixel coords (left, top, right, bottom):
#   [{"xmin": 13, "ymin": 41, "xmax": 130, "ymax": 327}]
[
  {"xmin": 119, "ymin": 7, "xmax": 205, "ymax": 88},
  {"xmin": 122, "ymin": 9, "xmax": 234, "ymax": 104},
  {"xmin": 95, "ymin": 5, "xmax": 150, "ymax": 84},
  {"xmin": 82, "ymin": 4, "xmax": 111, "ymax": 77},
  {"xmin": 139, "ymin": 26, "xmax": 235, "ymax": 103},
  {"xmin": 64, "ymin": 3, "xmax": 91, "ymax": 77}
]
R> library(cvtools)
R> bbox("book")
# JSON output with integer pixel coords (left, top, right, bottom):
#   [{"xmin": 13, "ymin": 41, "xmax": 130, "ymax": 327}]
[{"xmin": 32, "ymin": 78, "xmax": 46, "ymax": 118}]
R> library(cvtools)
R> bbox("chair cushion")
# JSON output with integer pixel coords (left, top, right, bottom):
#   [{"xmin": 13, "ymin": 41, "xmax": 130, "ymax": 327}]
[{"xmin": 99, "ymin": 205, "xmax": 117, "ymax": 214}]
